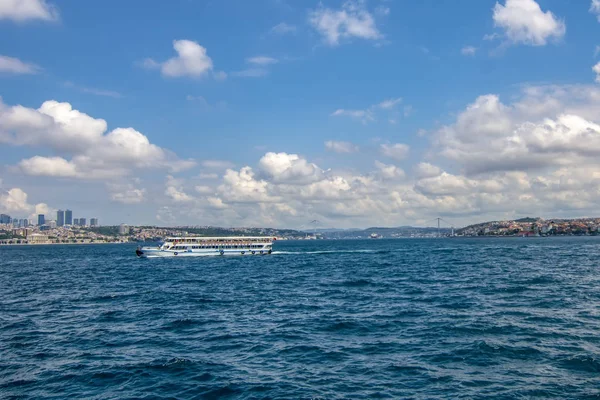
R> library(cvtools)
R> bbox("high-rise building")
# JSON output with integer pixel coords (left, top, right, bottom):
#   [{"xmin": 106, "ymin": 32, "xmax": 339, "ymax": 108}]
[
  {"xmin": 57, "ymin": 210, "xmax": 65, "ymax": 227},
  {"xmin": 65, "ymin": 210, "xmax": 73, "ymax": 226},
  {"xmin": 0, "ymin": 214, "xmax": 11, "ymax": 224},
  {"xmin": 19, "ymin": 219, "xmax": 29, "ymax": 228},
  {"xmin": 38, "ymin": 214, "xmax": 45, "ymax": 226},
  {"xmin": 90, "ymin": 218, "xmax": 98, "ymax": 227},
  {"xmin": 79, "ymin": 218, "xmax": 87, "ymax": 226},
  {"xmin": 119, "ymin": 223, "xmax": 129, "ymax": 235},
  {"xmin": 73, "ymin": 218, "xmax": 80, "ymax": 226}
]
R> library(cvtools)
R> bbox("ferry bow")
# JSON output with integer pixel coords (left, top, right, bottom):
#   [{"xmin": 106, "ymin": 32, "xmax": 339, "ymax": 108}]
[{"xmin": 136, "ymin": 236, "xmax": 275, "ymax": 258}]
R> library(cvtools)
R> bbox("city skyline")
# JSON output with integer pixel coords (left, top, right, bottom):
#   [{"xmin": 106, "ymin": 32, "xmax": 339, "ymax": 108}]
[{"xmin": 2, "ymin": 1, "xmax": 600, "ymax": 228}]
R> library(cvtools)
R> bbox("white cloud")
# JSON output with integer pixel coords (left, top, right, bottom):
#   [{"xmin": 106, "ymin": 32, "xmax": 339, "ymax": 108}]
[
  {"xmin": 18, "ymin": 156, "xmax": 78, "ymax": 178},
  {"xmin": 415, "ymin": 162, "xmax": 443, "ymax": 179},
  {"xmin": 0, "ymin": 188, "xmax": 31, "ymax": 212},
  {"xmin": 591, "ymin": 0, "xmax": 600, "ymax": 21},
  {"xmin": 374, "ymin": 161, "xmax": 405, "ymax": 180},
  {"xmin": 377, "ymin": 98, "xmax": 402, "ymax": 109},
  {"xmin": 271, "ymin": 22, "xmax": 296, "ymax": 35},
  {"xmin": 258, "ymin": 152, "xmax": 323, "ymax": 184},
  {"xmin": 143, "ymin": 40, "xmax": 224, "ymax": 79},
  {"xmin": 0, "ymin": 0, "xmax": 58, "ymax": 22},
  {"xmin": 309, "ymin": 0, "xmax": 382, "ymax": 46},
  {"xmin": 331, "ymin": 97, "xmax": 407, "ymax": 124},
  {"xmin": 325, "ymin": 140, "xmax": 359, "ymax": 153},
  {"xmin": 594, "ymin": 62, "xmax": 600, "ymax": 83},
  {"xmin": 0, "ymin": 55, "xmax": 41, "ymax": 74},
  {"xmin": 380, "ymin": 143, "xmax": 410, "ymax": 161},
  {"xmin": 108, "ymin": 184, "xmax": 146, "ymax": 204},
  {"xmin": 330, "ymin": 108, "xmax": 374, "ymax": 124},
  {"xmin": 435, "ymin": 84, "xmax": 600, "ymax": 176},
  {"xmin": 492, "ymin": 0, "xmax": 565, "ymax": 46},
  {"xmin": 0, "ymin": 98, "xmax": 195, "ymax": 179},
  {"xmin": 247, "ymin": 56, "xmax": 278, "ymax": 66},
  {"xmin": 219, "ymin": 166, "xmax": 276, "ymax": 203},
  {"xmin": 461, "ymin": 46, "xmax": 477, "ymax": 56},
  {"xmin": 165, "ymin": 186, "xmax": 193, "ymax": 203}
]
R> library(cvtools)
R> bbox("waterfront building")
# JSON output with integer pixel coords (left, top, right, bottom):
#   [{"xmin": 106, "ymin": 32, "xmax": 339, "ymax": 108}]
[
  {"xmin": 38, "ymin": 214, "xmax": 45, "ymax": 226},
  {"xmin": 65, "ymin": 210, "xmax": 73, "ymax": 226},
  {"xmin": 28, "ymin": 234, "xmax": 50, "ymax": 244},
  {"xmin": 57, "ymin": 210, "xmax": 65, "ymax": 227},
  {"xmin": 90, "ymin": 218, "xmax": 98, "ymax": 227},
  {"xmin": 79, "ymin": 218, "xmax": 87, "ymax": 226},
  {"xmin": 0, "ymin": 214, "xmax": 11, "ymax": 224},
  {"xmin": 119, "ymin": 223, "xmax": 130, "ymax": 235}
]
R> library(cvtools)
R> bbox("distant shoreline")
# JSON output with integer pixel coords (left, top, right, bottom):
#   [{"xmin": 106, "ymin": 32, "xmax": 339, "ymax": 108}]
[{"xmin": 0, "ymin": 242, "xmax": 130, "ymax": 246}]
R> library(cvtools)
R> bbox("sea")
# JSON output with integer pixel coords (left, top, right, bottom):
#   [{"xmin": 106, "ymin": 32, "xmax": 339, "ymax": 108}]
[{"xmin": 1, "ymin": 237, "xmax": 600, "ymax": 399}]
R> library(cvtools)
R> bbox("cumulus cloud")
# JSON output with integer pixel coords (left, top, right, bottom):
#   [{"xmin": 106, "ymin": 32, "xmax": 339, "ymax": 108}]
[
  {"xmin": 143, "ymin": 40, "xmax": 224, "ymax": 79},
  {"xmin": 491, "ymin": 0, "xmax": 565, "ymax": 46},
  {"xmin": 434, "ymin": 86, "xmax": 600, "ymax": 175},
  {"xmin": 415, "ymin": 162, "xmax": 443, "ymax": 179},
  {"xmin": 325, "ymin": 140, "xmax": 359, "ymax": 153},
  {"xmin": 0, "ymin": 0, "xmax": 58, "ymax": 22},
  {"xmin": 380, "ymin": 143, "xmax": 410, "ymax": 161},
  {"xmin": 258, "ymin": 152, "xmax": 323, "ymax": 184},
  {"xmin": 0, "ymin": 55, "xmax": 41, "ymax": 74},
  {"xmin": 309, "ymin": 0, "xmax": 382, "ymax": 46},
  {"xmin": 0, "ymin": 98, "xmax": 195, "ymax": 179},
  {"xmin": 374, "ymin": 161, "xmax": 405, "ymax": 180}
]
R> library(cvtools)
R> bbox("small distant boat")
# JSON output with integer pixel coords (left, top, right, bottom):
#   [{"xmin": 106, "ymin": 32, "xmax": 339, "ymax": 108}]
[
  {"xmin": 370, "ymin": 233, "xmax": 381, "ymax": 239},
  {"xmin": 136, "ymin": 236, "xmax": 275, "ymax": 258}
]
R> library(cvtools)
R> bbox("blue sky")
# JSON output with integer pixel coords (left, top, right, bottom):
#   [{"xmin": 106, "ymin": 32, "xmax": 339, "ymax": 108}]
[{"xmin": 2, "ymin": 0, "xmax": 600, "ymax": 228}]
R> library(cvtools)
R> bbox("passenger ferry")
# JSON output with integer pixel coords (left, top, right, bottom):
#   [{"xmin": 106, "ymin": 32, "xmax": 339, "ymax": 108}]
[{"xmin": 136, "ymin": 236, "xmax": 275, "ymax": 258}]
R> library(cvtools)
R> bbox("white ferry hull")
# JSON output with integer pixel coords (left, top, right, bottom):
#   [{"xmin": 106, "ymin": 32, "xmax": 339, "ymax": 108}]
[{"xmin": 137, "ymin": 248, "xmax": 273, "ymax": 258}]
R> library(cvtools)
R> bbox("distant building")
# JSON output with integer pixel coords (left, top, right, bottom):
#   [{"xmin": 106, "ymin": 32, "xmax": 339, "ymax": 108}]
[
  {"xmin": 38, "ymin": 214, "xmax": 45, "ymax": 226},
  {"xmin": 65, "ymin": 209, "xmax": 73, "ymax": 226},
  {"xmin": 119, "ymin": 223, "xmax": 130, "ymax": 235},
  {"xmin": 90, "ymin": 218, "xmax": 98, "ymax": 227},
  {"xmin": 73, "ymin": 218, "xmax": 80, "ymax": 226},
  {"xmin": 57, "ymin": 210, "xmax": 65, "ymax": 227},
  {"xmin": 79, "ymin": 218, "xmax": 87, "ymax": 226},
  {"xmin": 47, "ymin": 220, "xmax": 57, "ymax": 228},
  {"xmin": 0, "ymin": 214, "xmax": 11, "ymax": 224},
  {"xmin": 28, "ymin": 233, "xmax": 49, "ymax": 244}
]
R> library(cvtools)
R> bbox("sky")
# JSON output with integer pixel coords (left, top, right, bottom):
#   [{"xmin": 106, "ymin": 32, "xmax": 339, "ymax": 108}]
[{"xmin": 2, "ymin": 0, "xmax": 600, "ymax": 229}]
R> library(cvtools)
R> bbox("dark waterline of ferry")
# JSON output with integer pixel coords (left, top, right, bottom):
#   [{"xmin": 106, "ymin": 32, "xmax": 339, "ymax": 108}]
[{"xmin": 2, "ymin": 237, "xmax": 600, "ymax": 399}]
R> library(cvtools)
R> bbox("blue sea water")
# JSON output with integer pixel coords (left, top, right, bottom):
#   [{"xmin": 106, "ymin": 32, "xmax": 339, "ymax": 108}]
[{"xmin": 2, "ymin": 237, "xmax": 600, "ymax": 399}]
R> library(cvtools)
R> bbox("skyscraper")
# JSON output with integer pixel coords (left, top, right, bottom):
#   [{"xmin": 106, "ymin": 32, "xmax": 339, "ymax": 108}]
[
  {"xmin": 38, "ymin": 214, "xmax": 45, "ymax": 226},
  {"xmin": 0, "ymin": 214, "xmax": 11, "ymax": 224},
  {"xmin": 57, "ymin": 210, "xmax": 65, "ymax": 227},
  {"xmin": 90, "ymin": 218, "xmax": 98, "ymax": 227},
  {"xmin": 73, "ymin": 218, "xmax": 79, "ymax": 226},
  {"xmin": 65, "ymin": 210, "xmax": 73, "ymax": 226},
  {"xmin": 79, "ymin": 218, "xmax": 86, "ymax": 226}
]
